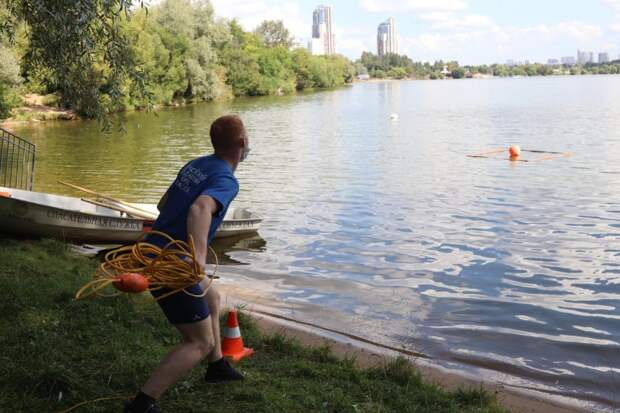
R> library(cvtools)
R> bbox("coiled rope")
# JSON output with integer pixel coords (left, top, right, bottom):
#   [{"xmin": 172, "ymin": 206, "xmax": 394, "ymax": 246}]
[{"xmin": 75, "ymin": 231, "xmax": 218, "ymax": 301}]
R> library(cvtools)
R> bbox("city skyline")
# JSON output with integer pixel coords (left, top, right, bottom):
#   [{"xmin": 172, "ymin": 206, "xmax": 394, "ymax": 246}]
[{"xmin": 209, "ymin": 0, "xmax": 620, "ymax": 65}]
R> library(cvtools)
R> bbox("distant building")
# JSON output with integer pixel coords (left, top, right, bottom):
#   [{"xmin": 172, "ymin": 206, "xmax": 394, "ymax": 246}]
[
  {"xmin": 547, "ymin": 58, "xmax": 560, "ymax": 65},
  {"xmin": 308, "ymin": 38, "xmax": 325, "ymax": 56},
  {"xmin": 506, "ymin": 59, "xmax": 516, "ymax": 67},
  {"xmin": 598, "ymin": 52, "xmax": 610, "ymax": 64},
  {"xmin": 377, "ymin": 18, "xmax": 398, "ymax": 58},
  {"xmin": 577, "ymin": 50, "xmax": 594, "ymax": 64},
  {"xmin": 561, "ymin": 56, "xmax": 576, "ymax": 65},
  {"xmin": 291, "ymin": 38, "xmax": 306, "ymax": 50},
  {"xmin": 311, "ymin": 5, "xmax": 335, "ymax": 55}
]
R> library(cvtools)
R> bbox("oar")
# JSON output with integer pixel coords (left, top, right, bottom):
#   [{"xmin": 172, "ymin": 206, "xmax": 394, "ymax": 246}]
[
  {"xmin": 58, "ymin": 181, "xmax": 156, "ymax": 217},
  {"xmin": 81, "ymin": 198, "xmax": 157, "ymax": 220}
]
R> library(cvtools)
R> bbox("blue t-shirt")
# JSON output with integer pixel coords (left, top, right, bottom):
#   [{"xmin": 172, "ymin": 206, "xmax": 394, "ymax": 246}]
[{"xmin": 152, "ymin": 155, "xmax": 239, "ymax": 246}]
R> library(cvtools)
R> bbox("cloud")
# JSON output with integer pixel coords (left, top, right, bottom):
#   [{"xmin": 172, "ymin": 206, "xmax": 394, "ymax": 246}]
[
  {"xmin": 603, "ymin": 0, "xmax": 620, "ymax": 11},
  {"xmin": 399, "ymin": 21, "xmax": 606, "ymax": 64},
  {"xmin": 210, "ymin": 0, "xmax": 308, "ymax": 38},
  {"xmin": 334, "ymin": 26, "xmax": 374, "ymax": 58},
  {"xmin": 604, "ymin": 0, "xmax": 620, "ymax": 34},
  {"xmin": 418, "ymin": 12, "xmax": 495, "ymax": 30},
  {"xmin": 360, "ymin": 0, "xmax": 468, "ymax": 13}
]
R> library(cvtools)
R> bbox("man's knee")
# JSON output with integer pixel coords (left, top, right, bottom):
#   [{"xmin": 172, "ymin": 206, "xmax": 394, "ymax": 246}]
[{"xmin": 192, "ymin": 334, "xmax": 215, "ymax": 358}]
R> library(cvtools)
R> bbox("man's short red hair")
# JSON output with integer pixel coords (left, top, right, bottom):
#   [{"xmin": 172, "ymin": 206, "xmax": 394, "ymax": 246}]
[{"xmin": 210, "ymin": 115, "xmax": 245, "ymax": 153}]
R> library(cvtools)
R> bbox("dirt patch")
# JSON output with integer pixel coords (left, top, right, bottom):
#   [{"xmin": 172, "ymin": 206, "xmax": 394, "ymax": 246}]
[{"xmin": 1, "ymin": 93, "xmax": 78, "ymax": 125}]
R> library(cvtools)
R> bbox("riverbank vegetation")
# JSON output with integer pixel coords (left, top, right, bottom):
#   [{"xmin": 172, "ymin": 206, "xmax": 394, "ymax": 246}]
[
  {"xmin": 0, "ymin": 0, "xmax": 354, "ymax": 122},
  {"xmin": 0, "ymin": 237, "xmax": 507, "ymax": 412},
  {"xmin": 358, "ymin": 51, "xmax": 620, "ymax": 80}
]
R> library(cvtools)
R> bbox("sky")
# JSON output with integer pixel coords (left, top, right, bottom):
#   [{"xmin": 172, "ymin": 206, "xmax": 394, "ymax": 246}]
[{"xmin": 206, "ymin": 0, "xmax": 620, "ymax": 64}]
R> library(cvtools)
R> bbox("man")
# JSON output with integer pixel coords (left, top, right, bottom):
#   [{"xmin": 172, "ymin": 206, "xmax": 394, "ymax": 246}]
[{"xmin": 125, "ymin": 115, "xmax": 251, "ymax": 413}]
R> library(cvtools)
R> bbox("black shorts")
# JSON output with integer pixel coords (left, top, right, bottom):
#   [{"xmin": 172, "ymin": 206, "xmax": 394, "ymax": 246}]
[{"xmin": 151, "ymin": 282, "xmax": 210, "ymax": 325}]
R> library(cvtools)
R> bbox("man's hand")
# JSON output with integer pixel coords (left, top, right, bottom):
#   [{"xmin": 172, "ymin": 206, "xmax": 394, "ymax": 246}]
[{"xmin": 183, "ymin": 256, "xmax": 206, "ymax": 274}]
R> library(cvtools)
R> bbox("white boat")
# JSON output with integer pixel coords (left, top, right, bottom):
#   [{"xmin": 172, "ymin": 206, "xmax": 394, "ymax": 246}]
[{"xmin": 0, "ymin": 186, "xmax": 261, "ymax": 243}]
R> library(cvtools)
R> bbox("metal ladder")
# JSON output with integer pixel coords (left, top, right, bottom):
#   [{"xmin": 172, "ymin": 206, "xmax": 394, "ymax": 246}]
[{"xmin": 0, "ymin": 127, "xmax": 36, "ymax": 190}]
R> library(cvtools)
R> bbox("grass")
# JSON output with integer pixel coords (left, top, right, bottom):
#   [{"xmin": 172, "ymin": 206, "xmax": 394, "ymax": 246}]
[{"xmin": 0, "ymin": 237, "xmax": 508, "ymax": 413}]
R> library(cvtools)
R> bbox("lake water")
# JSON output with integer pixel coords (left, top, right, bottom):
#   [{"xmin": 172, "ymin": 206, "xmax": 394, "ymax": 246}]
[{"xmin": 10, "ymin": 76, "xmax": 620, "ymax": 411}]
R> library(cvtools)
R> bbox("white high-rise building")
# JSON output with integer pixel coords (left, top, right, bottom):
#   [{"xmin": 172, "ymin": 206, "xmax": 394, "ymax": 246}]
[
  {"xmin": 377, "ymin": 18, "xmax": 397, "ymax": 57},
  {"xmin": 599, "ymin": 52, "xmax": 610, "ymax": 64},
  {"xmin": 308, "ymin": 38, "xmax": 325, "ymax": 56},
  {"xmin": 577, "ymin": 50, "xmax": 594, "ymax": 64},
  {"xmin": 291, "ymin": 38, "xmax": 306, "ymax": 50},
  {"xmin": 311, "ymin": 5, "xmax": 335, "ymax": 55},
  {"xmin": 561, "ymin": 56, "xmax": 576, "ymax": 65}
]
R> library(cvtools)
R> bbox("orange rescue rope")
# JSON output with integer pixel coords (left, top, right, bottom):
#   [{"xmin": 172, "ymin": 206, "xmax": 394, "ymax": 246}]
[{"xmin": 75, "ymin": 231, "xmax": 218, "ymax": 301}]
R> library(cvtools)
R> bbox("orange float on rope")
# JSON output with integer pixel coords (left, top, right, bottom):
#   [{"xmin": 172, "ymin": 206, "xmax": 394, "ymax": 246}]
[
  {"xmin": 113, "ymin": 273, "xmax": 149, "ymax": 293},
  {"xmin": 509, "ymin": 145, "xmax": 521, "ymax": 158},
  {"xmin": 0, "ymin": 192, "xmax": 11, "ymax": 198}
]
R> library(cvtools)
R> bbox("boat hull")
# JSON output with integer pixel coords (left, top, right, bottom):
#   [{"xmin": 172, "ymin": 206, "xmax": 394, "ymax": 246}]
[{"xmin": 0, "ymin": 187, "xmax": 261, "ymax": 243}]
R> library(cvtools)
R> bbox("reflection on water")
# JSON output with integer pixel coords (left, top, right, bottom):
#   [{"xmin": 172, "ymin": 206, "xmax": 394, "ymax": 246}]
[
  {"xmin": 211, "ymin": 234, "xmax": 267, "ymax": 266},
  {"xmin": 10, "ymin": 76, "xmax": 620, "ymax": 411}
]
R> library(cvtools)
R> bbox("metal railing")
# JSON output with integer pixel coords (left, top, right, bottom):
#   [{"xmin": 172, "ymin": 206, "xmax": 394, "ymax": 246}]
[{"xmin": 0, "ymin": 127, "xmax": 36, "ymax": 190}]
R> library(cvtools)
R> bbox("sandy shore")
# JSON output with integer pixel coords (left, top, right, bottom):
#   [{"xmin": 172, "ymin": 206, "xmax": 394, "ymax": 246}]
[{"xmin": 220, "ymin": 292, "xmax": 592, "ymax": 413}]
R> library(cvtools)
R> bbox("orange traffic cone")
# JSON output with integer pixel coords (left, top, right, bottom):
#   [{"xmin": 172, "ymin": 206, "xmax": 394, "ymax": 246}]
[{"xmin": 221, "ymin": 309, "xmax": 254, "ymax": 362}]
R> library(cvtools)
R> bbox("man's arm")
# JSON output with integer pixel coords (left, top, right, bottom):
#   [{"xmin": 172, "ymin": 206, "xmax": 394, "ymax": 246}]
[
  {"xmin": 157, "ymin": 189, "xmax": 169, "ymax": 212},
  {"xmin": 187, "ymin": 195, "xmax": 220, "ymax": 267}
]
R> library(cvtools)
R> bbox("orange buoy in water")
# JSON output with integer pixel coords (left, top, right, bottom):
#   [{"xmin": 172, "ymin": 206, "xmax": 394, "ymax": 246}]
[
  {"xmin": 509, "ymin": 145, "xmax": 521, "ymax": 158},
  {"xmin": 113, "ymin": 273, "xmax": 149, "ymax": 293},
  {"xmin": 0, "ymin": 192, "xmax": 11, "ymax": 198}
]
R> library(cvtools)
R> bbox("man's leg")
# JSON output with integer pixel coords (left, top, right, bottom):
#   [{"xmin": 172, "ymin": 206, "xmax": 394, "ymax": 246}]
[
  {"xmin": 141, "ymin": 318, "xmax": 215, "ymax": 399},
  {"xmin": 204, "ymin": 286, "xmax": 223, "ymax": 363},
  {"xmin": 201, "ymin": 285, "xmax": 244, "ymax": 382}
]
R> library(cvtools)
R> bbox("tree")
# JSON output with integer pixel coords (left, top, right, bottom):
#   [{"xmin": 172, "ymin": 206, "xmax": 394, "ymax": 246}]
[
  {"xmin": 1, "ymin": 0, "xmax": 150, "ymax": 120},
  {"xmin": 254, "ymin": 20, "xmax": 292, "ymax": 48},
  {"xmin": 354, "ymin": 62, "xmax": 368, "ymax": 76},
  {"xmin": 0, "ymin": 44, "xmax": 21, "ymax": 86},
  {"xmin": 221, "ymin": 47, "xmax": 261, "ymax": 96},
  {"xmin": 291, "ymin": 48, "xmax": 314, "ymax": 90},
  {"xmin": 256, "ymin": 46, "xmax": 295, "ymax": 95},
  {"xmin": 0, "ymin": 82, "xmax": 11, "ymax": 118},
  {"xmin": 451, "ymin": 67, "xmax": 466, "ymax": 79}
]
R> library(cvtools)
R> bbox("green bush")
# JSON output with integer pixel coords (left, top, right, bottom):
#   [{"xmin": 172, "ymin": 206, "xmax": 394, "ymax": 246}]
[
  {"xmin": 0, "ymin": 82, "xmax": 21, "ymax": 119},
  {"xmin": 0, "ymin": 82, "xmax": 10, "ymax": 118}
]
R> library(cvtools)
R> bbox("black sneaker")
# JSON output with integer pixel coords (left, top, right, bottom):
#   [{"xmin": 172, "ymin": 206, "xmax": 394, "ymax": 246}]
[
  {"xmin": 205, "ymin": 357, "xmax": 245, "ymax": 383},
  {"xmin": 124, "ymin": 400, "xmax": 161, "ymax": 413}
]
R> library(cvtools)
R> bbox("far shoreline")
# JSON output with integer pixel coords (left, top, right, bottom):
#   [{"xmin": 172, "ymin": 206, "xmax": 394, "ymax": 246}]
[{"xmin": 3, "ymin": 73, "xmax": 620, "ymax": 129}]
